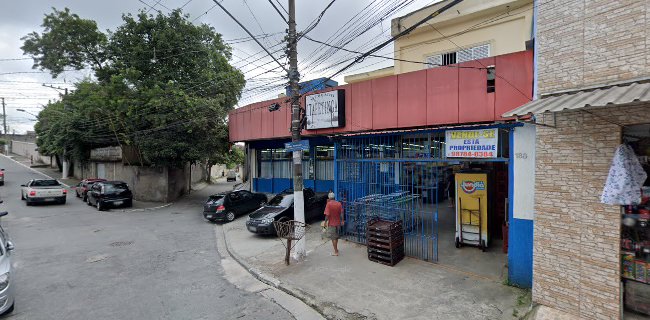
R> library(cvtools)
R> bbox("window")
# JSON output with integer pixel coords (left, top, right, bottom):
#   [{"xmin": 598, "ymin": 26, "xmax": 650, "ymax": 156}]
[
  {"xmin": 315, "ymin": 146, "xmax": 334, "ymax": 180},
  {"xmin": 487, "ymin": 66, "xmax": 495, "ymax": 93},
  {"xmin": 258, "ymin": 148, "xmax": 292, "ymax": 179},
  {"xmin": 425, "ymin": 43, "xmax": 490, "ymax": 69},
  {"xmin": 32, "ymin": 180, "xmax": 60, "ymax": 187}
]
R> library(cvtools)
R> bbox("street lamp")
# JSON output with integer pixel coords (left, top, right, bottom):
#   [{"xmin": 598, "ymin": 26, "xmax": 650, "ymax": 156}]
[{"xmin": 16, "ymin": 109, "xmax": 39, "ymax": 118}]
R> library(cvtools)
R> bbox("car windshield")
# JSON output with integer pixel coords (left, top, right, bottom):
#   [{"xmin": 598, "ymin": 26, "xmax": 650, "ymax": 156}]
[
  {"xmin": 104, "ymin": 183, "xmax": 128, "ymax": 194},
  {"xmin": 32, "ymin": 180, "xmax": 60, "ymax": 187},
  {"xmin": 267, "ymin": 194, "xmax": 293, "ymax": 207},
  {"xmin": 209, "ymin": 195, "xmax": 224, "ymax": 201}
]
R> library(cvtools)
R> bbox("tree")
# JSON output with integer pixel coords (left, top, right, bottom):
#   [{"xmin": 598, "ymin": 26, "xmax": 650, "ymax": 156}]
[
  {"xmin": 23, "ymin": 9, "xmax": 244, "ymax": 168},
  {"xmin": 21, "ymin": 8, "xmax": 107, "ymax": 78}
]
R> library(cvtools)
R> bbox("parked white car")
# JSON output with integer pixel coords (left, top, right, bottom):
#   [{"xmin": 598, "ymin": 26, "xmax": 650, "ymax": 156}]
[
  {"xmin": 20, "ymin": 179, "xmax": 67, "ymax": 205},
  {"xmin": 0, "ymin": 211, "xmax": 15, "ymax": 315}
]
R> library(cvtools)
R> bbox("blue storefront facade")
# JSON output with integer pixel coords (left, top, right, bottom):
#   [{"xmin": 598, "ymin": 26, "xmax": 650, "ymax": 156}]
[
  {"xmin": 250, "ymin": 137, "xmax": 335, "ymax": 194},
  {"xmin": 232, "ymin": 51, "xmax": 536, "ymax": 288}
]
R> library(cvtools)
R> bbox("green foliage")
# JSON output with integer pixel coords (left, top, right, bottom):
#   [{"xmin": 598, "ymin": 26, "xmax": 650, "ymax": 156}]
[
  {"xmin": 24, "ymin": 8, "xmax": 245, "ymax": 168},
  {"xmin": 21, "ymin": 8, "xmax": 107, "ymax": 78}
]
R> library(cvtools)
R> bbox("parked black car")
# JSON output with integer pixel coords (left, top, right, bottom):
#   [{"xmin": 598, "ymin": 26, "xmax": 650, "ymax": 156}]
[
  {"xmin": 203, "ymin": 190, "xmax": 267, "ymax": 222},
  {"xmin": 75, "ymin": 178, "xmax": 106, "ymax": 202},
  {"xmin": 246, "ymin": 188, "xmax": 327, "ymax": 235},
  {"xmin": 86, "ymin": 181, "xmax": 133, "ymax": 211}
]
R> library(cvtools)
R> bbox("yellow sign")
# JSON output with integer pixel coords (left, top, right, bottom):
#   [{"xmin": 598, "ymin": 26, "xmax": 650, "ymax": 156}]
[{"xmin": 455, "ymin": 173, "xmax": 489, "ymax": 247}]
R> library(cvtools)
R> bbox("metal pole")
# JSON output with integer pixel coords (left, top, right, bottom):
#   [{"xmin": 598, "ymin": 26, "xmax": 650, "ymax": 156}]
[
  {"xmin": 288, "ymin": 0, "xmax": 306, "ymax": 260},
  {"xmin": 1, "ymin": 98, "xmax": 7, "ymax": 155}
]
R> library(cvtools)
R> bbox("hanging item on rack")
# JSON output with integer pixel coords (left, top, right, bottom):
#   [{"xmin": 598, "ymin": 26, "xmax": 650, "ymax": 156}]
[{"xmin": 601, "ymin": 144, "xmax": 647, "ymax": 205}]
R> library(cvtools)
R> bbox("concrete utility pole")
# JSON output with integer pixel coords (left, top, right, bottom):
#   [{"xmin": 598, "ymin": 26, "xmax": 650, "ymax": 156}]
[
  {"xmin": 42, "ymin": 84, "xmax": 70, "ymax": 178},
  {"xmin": 288, "ymin": 0, "xmax": 306, "ymax": 261},
  {"xmin": 1, "ymin": 98, "xmax": 7, "ymax": 155},
  {"xmin": 61, "ymin": 88, "xmax": 69, "ymax": 179}
]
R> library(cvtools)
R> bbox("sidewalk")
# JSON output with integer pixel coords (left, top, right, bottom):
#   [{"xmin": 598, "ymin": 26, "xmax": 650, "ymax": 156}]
[
  {"xmin": 7, "ymin": 153, "xmax": 81, "ymax": 186},
  {"xmin": 221, "ymin": 216, "xmax": 531, "ymax": 320}
]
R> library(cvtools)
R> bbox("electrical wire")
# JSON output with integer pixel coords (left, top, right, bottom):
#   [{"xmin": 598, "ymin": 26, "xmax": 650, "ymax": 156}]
[
  {"xmin": 299, "ymin": 0, "xmax": 337, "ymax": 38},
  {"xmin": 267, "ymin": 0, "xmax": 288, "ymax": 23}
]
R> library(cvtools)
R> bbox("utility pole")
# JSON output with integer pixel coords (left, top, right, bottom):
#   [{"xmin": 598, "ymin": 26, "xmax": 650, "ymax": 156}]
[
  {"xmin": 288, "ymin": 0, "xmax": 306, "ymax": 261},
  {"xmin": 42, "ymin": 84, "xmax": 70, "ymax": 178},
  {"xmin": 61, "ymin": 88, "xmax": 69, "ymax": 179},
  {"xmin": 1, "ymin": 98, "xmax": 7, "ymax": 155}
]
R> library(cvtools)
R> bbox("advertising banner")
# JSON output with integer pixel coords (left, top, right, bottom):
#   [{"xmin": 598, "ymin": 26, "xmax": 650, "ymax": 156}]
[{"xmin": 445, "ymin": 128, "xmax": 498, "ymax": 158}]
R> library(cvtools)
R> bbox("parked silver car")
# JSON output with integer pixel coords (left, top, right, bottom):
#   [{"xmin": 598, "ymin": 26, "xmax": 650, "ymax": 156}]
[{"xmin": 0, "ymin": 211, "xmax": 15, "ymax": 315}]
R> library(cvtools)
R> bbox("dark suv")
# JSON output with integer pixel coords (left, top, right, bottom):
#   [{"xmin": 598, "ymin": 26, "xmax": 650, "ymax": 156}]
[{"xmin": 87, "ymin": 181, "xmax": 133, "ymax": 211}]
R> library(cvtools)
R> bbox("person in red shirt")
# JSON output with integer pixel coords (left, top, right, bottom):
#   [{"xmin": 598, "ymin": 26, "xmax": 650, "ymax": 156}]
[{"xmin": 324, "ymin": 192, "xmax": 344, "ymax": 256}]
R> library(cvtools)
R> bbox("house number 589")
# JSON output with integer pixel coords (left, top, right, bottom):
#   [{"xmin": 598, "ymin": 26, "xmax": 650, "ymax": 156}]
[{"xmin": 515, "ymin": 153, "xmax": 528, "ymax": 159}]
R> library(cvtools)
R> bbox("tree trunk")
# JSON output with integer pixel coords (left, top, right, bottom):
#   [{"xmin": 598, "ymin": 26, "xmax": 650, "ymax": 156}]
[{"xmin": 205, "ymin": 163, "xmax": 212, "ymax": 184}]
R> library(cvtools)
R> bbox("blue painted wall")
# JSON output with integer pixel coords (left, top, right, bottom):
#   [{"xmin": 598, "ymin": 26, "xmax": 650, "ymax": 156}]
[
  {"xmin": 253, "ymin": 178, "xmax": 333, "ymax": 194},
  {"xmin": 507, "ymin": 129, "xmax": 534, "ymax": 288},
  {"xmin": 508, "ymin": 218, "xmax": 533, "ymax": 288}
]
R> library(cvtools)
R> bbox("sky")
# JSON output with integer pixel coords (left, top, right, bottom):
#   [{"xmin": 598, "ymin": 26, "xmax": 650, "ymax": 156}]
[{"xmin": 0, "ymin": 0, "xmax": 437, "ymax": 133}]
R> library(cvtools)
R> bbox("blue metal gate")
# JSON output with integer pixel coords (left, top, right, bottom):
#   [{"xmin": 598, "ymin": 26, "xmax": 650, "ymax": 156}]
[
  {"xmin": 334, "ymin": 126, "xmax": 514, "ymax": 263},
  {"xmin": 335, "ymin": 132, "xmax": 449, "ymax": 262}
]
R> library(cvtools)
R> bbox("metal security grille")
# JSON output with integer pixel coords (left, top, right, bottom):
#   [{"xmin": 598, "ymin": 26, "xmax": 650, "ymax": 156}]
[{"xmin": 336, "ymin": 128, "xmax": 512, "ymax": 263}]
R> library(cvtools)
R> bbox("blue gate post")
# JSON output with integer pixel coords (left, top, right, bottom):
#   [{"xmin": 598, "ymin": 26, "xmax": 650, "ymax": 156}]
[{"xmin": 333, "ymin": 142, "xmax": 339, "ymax": 199}]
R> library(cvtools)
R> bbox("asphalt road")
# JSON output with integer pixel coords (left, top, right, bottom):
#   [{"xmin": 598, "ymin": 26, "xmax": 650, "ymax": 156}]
[{"xmin": 0, "ymin": 156, "xmax": 293, "ymax": 320}]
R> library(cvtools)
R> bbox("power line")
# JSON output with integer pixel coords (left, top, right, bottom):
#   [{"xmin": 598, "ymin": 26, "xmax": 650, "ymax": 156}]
[
  {"xmin": 300, "ymin": 0, "xmax": 337, "ymax": 37},
  {"xmin": 191, "ymin": 3, "xmax": 218, "ymax": 23},
  {"xmin": 274, "ymin": 0, "xmax": 288, "ymax": 15},
  {"xmin": 138, "ymin": 0, "xmax": 163, "ymax": 14},
  {"xmin": 267, "ymin": 0, "xmax": 288, "ymax": 23},
  {"xmin": 210, "ymin": 0, "xmax": 289, "ymax": 74}
]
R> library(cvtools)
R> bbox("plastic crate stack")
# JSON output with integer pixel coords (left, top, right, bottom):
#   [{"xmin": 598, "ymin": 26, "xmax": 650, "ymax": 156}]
[{"xmin": 366, "ymin": 218, "xmax": 405, "ymax": 266}]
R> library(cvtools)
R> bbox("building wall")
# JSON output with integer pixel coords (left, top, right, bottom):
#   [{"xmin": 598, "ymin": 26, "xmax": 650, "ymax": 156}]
[
  {"xmin": 73, "ymin": 161, "xmax": 185, "ymax": 203},
  {"xmin": 534, "ymin": 104, "xmax": 650, "ymax": 319},
  {"xmin": 537, "ymin": 0, "xmax": 650, "ymax": 95},
  {"xmin": 230, "ymin": 50, "xmax": 533, "ymax": 142},
  {"xmin": 343, "ymin": 67, "xmax": 394, "ymax": 84},
  {"xmin": 11, "ymin": 141, "xmax": 53, "ymax": 167},
  {"xmin": 392, "ymin": 0, "xmax": 533, "ymax": 74}
]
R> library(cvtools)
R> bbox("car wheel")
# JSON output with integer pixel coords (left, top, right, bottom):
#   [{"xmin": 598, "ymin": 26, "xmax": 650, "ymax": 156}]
[
  {"xmin": 20, "ymin": 193, "xmax": 24, "ymax": 200},
  {"xmin": 225, "ymin": 211, "xmax": 236, "ymax": 222},
  {"xmin": 82, "ymin": 195, "xmax": 87, "ymax": 202},
  {"xmin": 75, "ymin": 191, "xmax": 80, "ymax": 198},
  {"xmin": 87, "ymin": 198, "xmax": 93, "ymax": 206},
  {"xmin": 96, "ymin": 201, "xmax": 104, "ymax": 211},
  {"xmin": 1, "ymin": 302, "xmax": 14, "ymax": 315}
]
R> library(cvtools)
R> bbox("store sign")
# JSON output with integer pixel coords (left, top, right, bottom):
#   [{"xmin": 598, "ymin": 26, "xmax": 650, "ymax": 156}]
[
  {"xmin": 445, "ymin": 129, "xmax": 498, "ymax": 158},
  {"xmin": 305, "ymin": 89, "xmax": 345, "ymax": 130}
]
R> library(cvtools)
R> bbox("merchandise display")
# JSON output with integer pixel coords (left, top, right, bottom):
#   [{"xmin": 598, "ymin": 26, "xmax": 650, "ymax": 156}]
[{"xmin": 619, "ymin": 126, "xmax": 650, "ymax": 316}]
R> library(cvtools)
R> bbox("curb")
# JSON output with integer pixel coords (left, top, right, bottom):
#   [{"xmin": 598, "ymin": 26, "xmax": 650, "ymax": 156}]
[
  {"xmin": 220, "ymin": 225, "xmax": 371, "ymax": 320},
  {"xmin": 0, "ymin": 154, "xmax": 72, "ymax": 188}
]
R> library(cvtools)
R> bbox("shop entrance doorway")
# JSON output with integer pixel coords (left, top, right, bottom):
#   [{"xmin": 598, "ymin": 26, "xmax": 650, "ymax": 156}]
[
  {"xmin": 335, "ymin": 127, "xmax": 512, "ymax": 276},
  {"xmin": 620, "ymin": 124, "xmax": 650, "ymax": 318}
]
